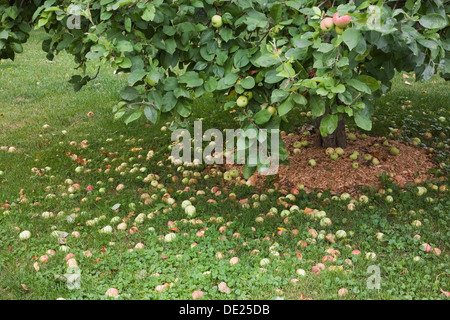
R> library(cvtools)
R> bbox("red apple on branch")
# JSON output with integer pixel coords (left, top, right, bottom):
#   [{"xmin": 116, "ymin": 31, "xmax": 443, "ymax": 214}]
[
  {"xmin": 320, "ymin": 17, "xmax": 334, "ymax": 31},
  {"xmin": 333, "ymin": 12, "xmax": 352, "ymax": 28}
]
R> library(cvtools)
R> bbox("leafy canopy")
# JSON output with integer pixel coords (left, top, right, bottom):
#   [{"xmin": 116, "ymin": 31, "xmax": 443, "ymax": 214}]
[{"xmin": 1, "ymin": 0, "xmax": 449, "ymax": 175}]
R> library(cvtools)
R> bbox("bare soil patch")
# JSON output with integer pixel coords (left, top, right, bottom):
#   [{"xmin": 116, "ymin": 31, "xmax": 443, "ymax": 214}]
[{"xmin": 225, "ymin": 133, "xmax": 436, "ymax": 195}]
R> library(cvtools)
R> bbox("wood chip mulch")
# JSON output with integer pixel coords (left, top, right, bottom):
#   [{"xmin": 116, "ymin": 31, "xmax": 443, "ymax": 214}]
[{"xmin": 230, "ymin": 133, "xmax": 437, "ymax": 195}]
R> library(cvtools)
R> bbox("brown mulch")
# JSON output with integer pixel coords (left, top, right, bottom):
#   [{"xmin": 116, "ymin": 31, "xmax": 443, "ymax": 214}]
[{"xmin": 224, "ymin": 133, "xmax": 437, "ymax": 195}]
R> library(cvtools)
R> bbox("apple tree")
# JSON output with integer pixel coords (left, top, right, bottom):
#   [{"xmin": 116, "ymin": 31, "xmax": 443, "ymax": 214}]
[{"xmin": 1, "ymin": 0, "xmax": 449, "ymax": 175}]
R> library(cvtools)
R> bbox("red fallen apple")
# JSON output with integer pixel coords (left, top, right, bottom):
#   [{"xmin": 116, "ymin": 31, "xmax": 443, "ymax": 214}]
[
  {"xmin": 320, "ymin": 17, "xmax": 334, "ymax": 31},
  {"xmin": 333, "ymin": 12, "xmax": 352, "ymax": 28}
]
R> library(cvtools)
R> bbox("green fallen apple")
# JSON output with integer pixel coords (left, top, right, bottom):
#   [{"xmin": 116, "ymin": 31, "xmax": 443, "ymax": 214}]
[
  {"xmin": 293, "ymin": 141, "xmax": 302, "ymax": 148},
  {"xmin": 300, "ymin": 141, "xmax": 309, "ymax": 147},
  {"xmin": 349, "ymin": 152, "xmax": 359, "ymax": 160},
  {"xmin": 308, "ymin": 159, "xmax": 317, "ymax": 167},
  {"xmin": 335, "ymin": 147, "xmax": 345, "ymax": 156},
  {"xmin": 223, "ymin": 171, "xmax": 232, "ymax": 181},
  {"xmin": 390, "ymin": 147, "xmax": 399, "ymax": 156},
  {"xmin": 412, "ymin": 137, "xmax": 421, "ymax": 146},
  {"xmin": 325, "ymin": 147, "xmax": 335, "ymax": 156},
  {"xmin": 229, "ymin": 169, "xmax": 239, "ymax": 178},
  {"xmin": 352, "ymin": 162, "xmax": 359, "ymax": 169}
]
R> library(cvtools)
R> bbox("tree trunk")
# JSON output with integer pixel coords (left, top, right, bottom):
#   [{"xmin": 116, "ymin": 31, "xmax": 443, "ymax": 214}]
[{"xmin": 315, "ymin": 110, "xmax": 347, "ymax": 148}]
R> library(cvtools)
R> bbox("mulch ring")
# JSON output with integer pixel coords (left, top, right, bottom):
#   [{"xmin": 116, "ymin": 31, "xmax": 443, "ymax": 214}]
[{"xmin": 222, "ymin": 133, "xmax": 437, "ymax": 195}]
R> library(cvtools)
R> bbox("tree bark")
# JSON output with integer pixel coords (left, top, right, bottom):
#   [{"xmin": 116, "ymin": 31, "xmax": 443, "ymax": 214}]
[{"xmin": 315, "ymin": 109, "xmax": 347, "ymax": 148}]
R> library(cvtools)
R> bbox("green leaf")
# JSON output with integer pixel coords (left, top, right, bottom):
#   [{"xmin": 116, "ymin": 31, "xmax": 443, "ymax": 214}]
[
  {"xmin": 162, "ymin": 92, "xmax": 177, "ymax": 112},
  {"xmin": 354, "ymin": 108, "xmax": 372, "ymax": 131},
  {"xmin": 310, "ymin": 95, "xmax": 326, "ymax": 117},
  {"xmin": 125, "ymin": 17, "xmax": 132, "ymax": 33},
  {"xmin": 342, "ymin": 28, "xmax": 361, "ymax": 51},
  {"xmin": 292, "ymin": 38, "xmax": 313, "ymax": 49},
  {"xmin": 270, "ymin": 3, "xmax": 283, "ymax": 24},
  {"xmin": 320, "ymin": 114, "xmax": 338, "ymax": 137},
  {"xmin": 120, "ymin": 86, "xmax": 140, "ymax": 101},
  {"xmin": 142, "ymin": 5, "xmax": 156, "ymax": 21},
  {"xmin": 0, "ymin": 30, "xmax": 8, "ymax": 40},
  {"xmin": 419, "ymin": 14, "xmax": 448, "ymax": 29},
  {"xmin": 254, "ymin": 109, "xmax": 272, "ymax": 125},
  {"xmin": 293, "ymin": 93, "xmax": 307, "ymax": 106},
  {"xmin": 255, "ymin": 55, "xmax": 279, "ymax": 67},
  {"xmin": 278, "ymin": 96, "xmax": 294, "ymax": 117},
  {"xmin": 357, "ymin": 75, "xmax": 380, "ymax": 92},
  {"xmin": 179, "ymin": 71, "xmax": 204, "ymax": 88},
  {"xmin": 276, "ymin": 62, "xmax": 295, "ymax": 79},
  {"xmin": 125, "ymin": 110, "xmax": 143, "ymax": 125},
  {"xmin": 219, "ymin": 28, "xmax": 233, "ymax": 42},
  {"xmin": 271, "ymin": 90, "xmax": 289, "ymax": 104},
  {"xmin": 241, "ymin": 77, "xmax": 255, "ymax": 90},
  {"xmin": 217, "ymin": 73, "xmax": 239, "ymax": 90},
  {"xmin": 144, "ymin": 106, "xmax": 158, "ymax": 124},
  {"xmin": 5, "ymin": 6, "xmax": 19, "ymax": 20},
  {"xmin": 346, "ymin": 79, "xmax": 371, "ymax": 94},
  {"xmin": 331, "ymin": 84, "xmax": 346, "ymax": 94},
  {"xmin": 118, "ymin": 57, "xmax": 132, "ymax": 68},
  {"xmin": 176, "ymin": 100, "xmax": 192, "ymax": 117},
  {"xmin": 164, "ymin": 38, "xmax": 177, "ymax": 55},
  {"xmin": 147, "ymin": 91, "xmax": 162, "ymax": 110},
  {"xmin": 243, "ymin": 164, "xmax": 257, "ymax": 179},
  {"xmin": 116, "ymin": 40, "xmax": 134, "ymax": 53},
  {"xmin": 128, "ymin": 69, "xmax": 147, "ymax": 86},
  {"xmin": 163, "ymin": 77, "xmax": 178, "ymax": 91},
  {"xmin": 318, "ymin": 43, "xmax": 335, "ymax": 53},
  {"xmin": 204, "ymin": 78, "xmax": 218, "ymax": 93},
  {"xmin": 234, "ymin": 49, "xmax": 250, "ymax": 68}
]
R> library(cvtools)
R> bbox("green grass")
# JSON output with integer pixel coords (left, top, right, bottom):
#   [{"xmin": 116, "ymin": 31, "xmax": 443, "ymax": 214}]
[{"xmin": 0, "ymin": 31, "xmax": 449, "ymax": 300}]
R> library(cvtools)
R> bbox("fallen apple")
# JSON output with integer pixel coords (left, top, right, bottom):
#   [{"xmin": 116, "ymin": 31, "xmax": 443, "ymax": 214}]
[{"xmin": 390, "ymin": 147, "xmax": 399, "ymax": 155}]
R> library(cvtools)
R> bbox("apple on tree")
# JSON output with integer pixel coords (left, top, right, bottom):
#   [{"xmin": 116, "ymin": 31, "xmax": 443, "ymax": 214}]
[
  {"xmin": 146, "ymin": 75, "xmax": 158, "ymax": 87},
  {"xmin": 243, "ymin": 91, "xmax": 253, "ymax": 100},
  {"xmin": 211, "ymin": 15, "xmax": 223, "ymax": 28},
  {"xmin": 236, "ymin": 95, "xmax": 248, "ymax": 108},
  {"xmin": 333, "ymin": 12, "xmax": 352, "ymax": 28},
  {"xmin": 320, "ymin": 17, "xmax": 334, "ymax": 32},
  {"xmin": 335, "ymin": 26, "xmax": 344, "ymax": 35},
  {"xmin": 267, "ymin": 106, "xmax": 277, "ymax": 116}
]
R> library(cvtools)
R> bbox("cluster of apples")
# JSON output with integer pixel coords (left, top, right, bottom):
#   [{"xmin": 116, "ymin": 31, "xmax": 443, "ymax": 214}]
[{"xmin": 320, "ymin": 12, "xmax": 352, "ymax": 35}]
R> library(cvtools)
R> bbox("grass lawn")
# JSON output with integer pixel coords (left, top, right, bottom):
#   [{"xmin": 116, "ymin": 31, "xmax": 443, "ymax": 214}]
[{"xmin": 0, "ymin": 31, "xmax": 449, "ymax": 300}]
